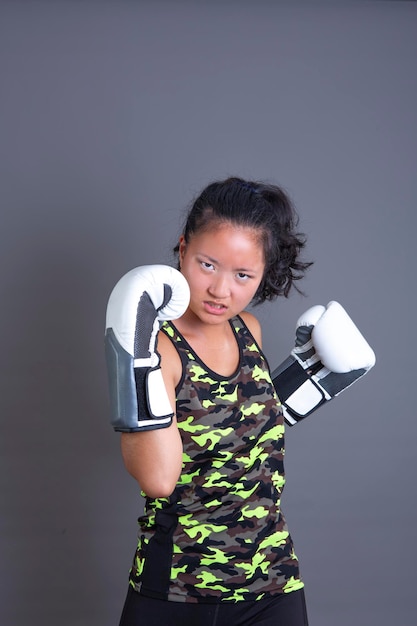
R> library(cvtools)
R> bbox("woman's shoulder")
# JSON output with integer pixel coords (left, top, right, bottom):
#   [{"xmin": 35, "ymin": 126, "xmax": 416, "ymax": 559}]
[
  {"xmin": 238, "ymin": 310, "xmax": 262, "ymax": 347},
  {"xmin": 158, "ymin": 325, "xmax": 183, "ymax": 388}
]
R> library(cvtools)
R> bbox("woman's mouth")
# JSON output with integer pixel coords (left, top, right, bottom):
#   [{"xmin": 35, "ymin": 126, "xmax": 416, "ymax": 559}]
[{"xmin": 204, "ymin": 301, "xmax": 227, "ymax": 315}]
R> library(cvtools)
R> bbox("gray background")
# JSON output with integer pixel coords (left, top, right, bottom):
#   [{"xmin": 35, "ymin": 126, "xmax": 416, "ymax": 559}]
[{"xmin": 1, "ymin": 1, "xmax": 416, "ymax": 625}]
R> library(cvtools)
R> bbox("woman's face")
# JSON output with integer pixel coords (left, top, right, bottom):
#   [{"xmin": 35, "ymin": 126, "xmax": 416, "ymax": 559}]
[{"xmin": 179, "ymin": 222, "xmax": 265, "ymax": 325}]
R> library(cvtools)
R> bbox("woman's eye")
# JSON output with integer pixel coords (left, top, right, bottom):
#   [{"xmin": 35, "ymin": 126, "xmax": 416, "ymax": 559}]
[
  {"xmin": 201, "ymin": 261, "xmax": 214, "ymax": 271},
  {"xmin": 237, "ymin": 272, "xmax": 250, "ymax": 281}
]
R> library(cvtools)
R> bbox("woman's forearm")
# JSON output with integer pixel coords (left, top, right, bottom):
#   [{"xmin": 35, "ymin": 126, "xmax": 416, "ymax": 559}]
[{"xmin": 120, "ymin": 420, "xmax": 183, "ymax": 499}]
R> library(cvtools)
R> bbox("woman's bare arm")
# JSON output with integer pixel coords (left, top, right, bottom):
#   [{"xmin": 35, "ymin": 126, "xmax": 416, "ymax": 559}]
[{"xmin": 120, "ymin": 331, "xmax": 183, "ymax": 499}]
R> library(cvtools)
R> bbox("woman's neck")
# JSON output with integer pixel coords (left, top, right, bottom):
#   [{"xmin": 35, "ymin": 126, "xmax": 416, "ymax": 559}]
[
  {"xmin": 173, "ymin": 312, "xmax": 240, "ymax": 377},
  {"xmin": 174, "ymin": 310, "xmax": 234, "ymax": 345}
]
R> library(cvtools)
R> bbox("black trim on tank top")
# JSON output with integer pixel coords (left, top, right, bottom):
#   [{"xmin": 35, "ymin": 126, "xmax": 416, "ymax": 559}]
[
  {"xmin": 140, "ymin": 499, "xmax": 179, "ymax": 600},
  {"xmin": 162, "ymin": 316, "xmax": 245, "ymax": 384}
]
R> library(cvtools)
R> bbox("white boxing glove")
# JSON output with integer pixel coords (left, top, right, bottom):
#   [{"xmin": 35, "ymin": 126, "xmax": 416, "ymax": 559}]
[
  {"xmin": 271, "ymin": 301, "xmax": 376, "ymax": 425},
  {"xmin": 105, "ymin": 265, "xmax": 190, "ymax": 432}
]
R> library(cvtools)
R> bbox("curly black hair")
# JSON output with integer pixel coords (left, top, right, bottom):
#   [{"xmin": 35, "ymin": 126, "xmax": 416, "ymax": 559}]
[{"xmin": 174, "ymin": 176, "xmax": 312, "ymax": 305}]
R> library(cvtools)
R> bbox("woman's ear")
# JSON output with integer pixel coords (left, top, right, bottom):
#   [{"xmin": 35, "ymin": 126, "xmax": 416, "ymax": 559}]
[{"xmin": 178, "ymin": 235, "xmax": 186, "ymax": 268}]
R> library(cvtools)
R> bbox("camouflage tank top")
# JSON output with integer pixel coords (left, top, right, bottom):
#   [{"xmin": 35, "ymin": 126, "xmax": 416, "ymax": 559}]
[{"xmin": 128, "ymin": 315, "xmax": 303, "ymax": 603}]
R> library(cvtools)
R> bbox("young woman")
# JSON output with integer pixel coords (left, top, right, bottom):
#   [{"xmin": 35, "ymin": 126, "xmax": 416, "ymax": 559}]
[{"xmin": 117, "ymin": 177, "xmax": 312, "ymax": 626}]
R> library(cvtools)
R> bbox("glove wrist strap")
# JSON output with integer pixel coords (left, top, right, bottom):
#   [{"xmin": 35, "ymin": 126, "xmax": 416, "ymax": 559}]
[{"xmin": 272, "ymin": 357, "xmax": 327, "ymax": 423}]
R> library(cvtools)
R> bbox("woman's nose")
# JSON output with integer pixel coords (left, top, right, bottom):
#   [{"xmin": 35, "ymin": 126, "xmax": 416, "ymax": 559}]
[{"xmin": 208, "ymin": 274, "xmax": 231, "ymax": 298}]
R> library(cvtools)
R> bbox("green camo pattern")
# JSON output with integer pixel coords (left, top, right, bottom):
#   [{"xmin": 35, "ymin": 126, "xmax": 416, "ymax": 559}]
[{"xmin": 129, "ymin": 316, "xmax": 303, "ymax": 603}]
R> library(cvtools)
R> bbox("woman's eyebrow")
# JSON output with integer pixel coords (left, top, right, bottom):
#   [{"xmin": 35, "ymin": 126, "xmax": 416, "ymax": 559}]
[{"xmin": 199, "ymin": 253, "xmax": 218, "ymax": 264}]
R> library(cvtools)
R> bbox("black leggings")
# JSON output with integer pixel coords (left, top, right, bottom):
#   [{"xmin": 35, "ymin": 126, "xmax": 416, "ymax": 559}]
[{"xmin": 119, "ymin": 586, "xmax": 309, "ymax": 626}]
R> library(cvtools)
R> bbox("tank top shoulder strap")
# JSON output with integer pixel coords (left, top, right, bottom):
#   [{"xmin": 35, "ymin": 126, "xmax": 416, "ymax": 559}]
[
  {"xmin": 229, "ymin": 315, "xmax": 264, "ymax": 357},
  {"xmin": 160, "ymin": 320, "xmax": 198, "ymax": 372}
]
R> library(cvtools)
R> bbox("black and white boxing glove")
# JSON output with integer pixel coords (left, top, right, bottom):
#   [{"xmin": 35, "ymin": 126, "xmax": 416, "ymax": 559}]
[
  {"xmin": 271, "ymin": 301, "xmax": 376, "ymax": 426},
  {"xmin": 105, "ymin": 265, "xmax": 190, "ymax": 432}
]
